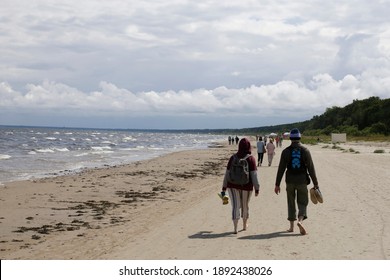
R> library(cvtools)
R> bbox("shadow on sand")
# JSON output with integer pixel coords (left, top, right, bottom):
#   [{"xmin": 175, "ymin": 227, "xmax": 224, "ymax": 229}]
[
  {"xmin": 188, "ymin": 231, "xmax": 236, "ymax": 239},
  {"xmin": 238, "ymin": 231, "xmax": 302, "ymax": 240},
  {"xmin": 189, "ymin": 230, "xmax": 302, "ymax": 239}
]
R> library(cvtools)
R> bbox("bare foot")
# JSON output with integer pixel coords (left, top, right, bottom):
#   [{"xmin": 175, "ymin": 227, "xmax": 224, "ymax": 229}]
[
  {"xmin": 233, "ymin": 219, "xmax": 238, "ymax": 234},
  {"xmin": 297, "ymin": 222, "xmax": 307, "ymax": 235},
  {"xmin": 287, "ymin": 228, "xmax": 294, "ymax": 232}
]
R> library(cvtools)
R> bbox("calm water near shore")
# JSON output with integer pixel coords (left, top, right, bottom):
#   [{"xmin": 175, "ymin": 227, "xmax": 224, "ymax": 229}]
[{"xmin": 0, "ymin": 126, "xmax": 225, "ymax": 184}]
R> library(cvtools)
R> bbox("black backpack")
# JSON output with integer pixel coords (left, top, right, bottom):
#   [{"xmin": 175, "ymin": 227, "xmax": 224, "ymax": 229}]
[
  {"xmin": 288, "ymin": 146, "xmax": 311, "ymax": 184},
  {"xmin": 227, "ymin": 154, "xmax": 250, "ymax": 185},
  {"xmin": 287, "ymin": 146, "xmax": 306, "ymax": 173}
]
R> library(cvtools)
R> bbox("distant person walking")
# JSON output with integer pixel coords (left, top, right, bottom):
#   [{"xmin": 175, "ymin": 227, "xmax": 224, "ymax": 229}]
[
  {"xmin": 274, "ymin": 128, "xmax": 319, "ymax": 235},
  {"xmin": 256, "ymin": 136, "xmax": 266, "ymax": 167},
  {"xmin": 221, "ymin": 138, "xmax": 260, "ymax": 234},
  {"xmin": 266, "ymin": 138, "xmax": 276, "ymax": 166}
]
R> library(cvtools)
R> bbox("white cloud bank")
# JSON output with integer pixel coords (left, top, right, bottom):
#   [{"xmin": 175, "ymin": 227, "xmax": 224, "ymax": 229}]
[
  {"xmin": 1, "ymin": 0, "xmax": 390, "ymax": 129},
  {"xmin": 1, "ymin": 69, "xmax": 389, "ymax": 128}
]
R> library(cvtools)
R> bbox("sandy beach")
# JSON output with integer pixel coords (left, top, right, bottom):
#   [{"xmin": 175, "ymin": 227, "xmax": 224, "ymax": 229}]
[{"xmin": 1, "ymin": 138, "xmax": 389, "ymax": 260}]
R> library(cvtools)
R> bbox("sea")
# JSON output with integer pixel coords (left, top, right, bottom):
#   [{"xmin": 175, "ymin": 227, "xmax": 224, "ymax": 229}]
[{"xmin": 0, "ymin": 126, "xmax": 226, "ymax": 184}]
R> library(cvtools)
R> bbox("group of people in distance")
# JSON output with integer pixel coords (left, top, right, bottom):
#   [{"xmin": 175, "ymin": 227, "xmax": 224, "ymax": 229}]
[
  {"xmin": 228, "ymin": 135, "xmax": 239, "ymax": 145},
  {"xmin": 255, "ymin": 135, "xmax": 278, "ymax": 167},
  {"xmin": 221, "ymin": 128, "xmax": 320, "ymax": 235}
]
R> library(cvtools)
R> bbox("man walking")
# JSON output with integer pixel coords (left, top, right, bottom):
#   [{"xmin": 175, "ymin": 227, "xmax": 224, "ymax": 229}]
[{"xmin": 274, "ymin": 128, "xmax": 320, "ymax": 235}]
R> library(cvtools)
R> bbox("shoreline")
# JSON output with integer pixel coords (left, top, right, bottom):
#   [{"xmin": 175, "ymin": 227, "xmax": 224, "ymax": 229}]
[
  {"xmin": 0, "ymin": 125, "xmax": 227, "ymax": 185},
  {"xmin": 0, "ymin": 143, "xmax": 224, "ymax": 186},
  {"xmin": 1, "ymin": 138, "xmax": 390, "ymax": 260}
]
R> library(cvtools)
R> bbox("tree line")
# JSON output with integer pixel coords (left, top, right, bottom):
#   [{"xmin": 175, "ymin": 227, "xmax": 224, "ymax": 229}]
[
  {"xmin": 302, "ymin": 96, "xmax": 390, "ymax": 136},
  {"xmin": 137, "ymin": 96, "xmax": 389, "ymax": 137},
  {"xmin": 207, "ymin": 96, "xmax": 390, "ymax": 137}
]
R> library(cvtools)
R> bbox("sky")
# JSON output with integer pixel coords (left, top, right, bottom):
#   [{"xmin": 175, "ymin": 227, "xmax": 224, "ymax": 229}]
[{"xmin": 1, "ymin": 0, "xmax": 390, "ymax": 129}]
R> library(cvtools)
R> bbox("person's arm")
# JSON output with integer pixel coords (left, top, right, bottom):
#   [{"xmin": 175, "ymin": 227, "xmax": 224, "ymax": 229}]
[
  {"xmin": 304, "ymin": 149, "xmax": 319, "ymax": 186},
  {"xmin": 274, "ymin": 149, "xmax": 288, "ymax": 194},
  {"xmin": 221, "ymin": 156, "xmax": 233, "ymax": 194},
  {"xmin": 248, "ymin": 156, "xmax": 259, "ymax": 196},
  {"xmin": 250, "ymin": 171, "xmax": 260, "ymax": 196},
  {"xmin": 222, "ymin": 170, "xmax": 228, "ymax": 193}
]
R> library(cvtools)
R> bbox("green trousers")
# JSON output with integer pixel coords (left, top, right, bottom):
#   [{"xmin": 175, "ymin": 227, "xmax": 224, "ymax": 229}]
[{"xmin": 286, "ymin": 183, "xmax": 308, "ymax": 221}]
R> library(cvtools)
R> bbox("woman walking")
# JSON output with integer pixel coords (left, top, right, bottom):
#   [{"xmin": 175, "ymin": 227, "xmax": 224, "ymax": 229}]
[
  {"xmin": 266, "ymin": 139, "xmax": 276, "ymax": 166},
  {"xmin": 221, "ymin": 138, "xmax": 260, "ymax": 233}
]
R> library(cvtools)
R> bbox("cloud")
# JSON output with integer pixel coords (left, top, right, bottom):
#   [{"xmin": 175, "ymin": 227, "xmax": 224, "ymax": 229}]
[
  {"xmin": 2, "ymin": 70, "xmax": 389, "ymax": 119},
  {"xmin": 1, "ymin": 0, "xmax": 390, "ymax": 128}
]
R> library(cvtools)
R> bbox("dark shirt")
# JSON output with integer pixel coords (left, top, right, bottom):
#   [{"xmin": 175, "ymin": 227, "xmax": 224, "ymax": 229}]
[{"xmin": 275, "ymin": 141, "xmax": 319, "ymax": 186}]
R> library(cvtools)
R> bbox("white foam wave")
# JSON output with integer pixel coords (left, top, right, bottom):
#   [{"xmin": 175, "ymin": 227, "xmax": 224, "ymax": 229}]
[
  {"xmin": 54, "ymin": 148, "xmax": 70, "ymax": 152},
  {"xmin": 36, "ymin": 149, "xmax": 55, "ymax": 153},
  {"xmin": 0, "ymin": 154, "xmax": 11, "ymax": 160},
  {"xmin": 91, "ymin": 146, "xmax": 112, "ymax": 151},
  {"xmin": 91, "ymin": 150, "xmax": 114, "ymax": 155},
  {"xmin": 101, "ymin": 141, "xmax": 116, "ymax": 145},
  {"xmin": 45, "ymin": 137, "xmax": 57, "ymax": 140},
  {"xmin": 148, "ymin": 147, "xmax": 164, "ymax": 150},
  {"xmin": 75, "ymin": 152, "xmax": 89, "ymax": 157},
  {"xmin": 123, "ymin": 136, "xmax": 136, "ymax": 142},
  {"xmin": 120, "ymin": 147, "xmax": 141, "ymax": 151}
]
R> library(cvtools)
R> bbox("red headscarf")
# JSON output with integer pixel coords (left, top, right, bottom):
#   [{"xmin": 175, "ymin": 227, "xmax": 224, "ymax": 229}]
[{"xmin": 236, "ymin": 137, "xmax": 251, "ymax": 158}]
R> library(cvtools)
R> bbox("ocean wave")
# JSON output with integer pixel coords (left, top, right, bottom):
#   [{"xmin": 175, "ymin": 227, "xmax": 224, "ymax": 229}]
[
  {"xmin": 0, "ymin": 154, "xmax": 11, "ymax": 160},
  {"xmin": 75, "ymin": 152, "xmax": 90, "ymax": 157},
  {"xmin": 91, "ymin": 146, "xmax": 112, "ymax": 151},
  {"xmin": 54, "ymin": 148, "xmax": 70, "ymax": 152},
  {"xmin": 120, "ymin": 147, "xmax": 142, "ymax": 151},
  {"xmin": 101, "ymin": 141, "xmax": 116, "ymax": 146},
  {"xmin": 123, "ymin": 136, "xmax": 136, "ymax": 142},
  {"xmin": 0, "ymin": 126, "xmax": 225, "ymax": 183},
  {"xmin": 148, "ymin": 147, "xmax": 164, "ymax": 150},
  {"xmin": 36, "ymin": 148, "xmax": 55, "ymax": 153},
  {"xmin": 91, "ymin": 150, "xmax": 114, "ymax": 155}
]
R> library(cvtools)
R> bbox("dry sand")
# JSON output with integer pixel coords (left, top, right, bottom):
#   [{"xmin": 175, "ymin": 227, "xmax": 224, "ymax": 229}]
[{"xmin": 1, "ymin": 138, "xmax": 389, "ymax": 260}]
